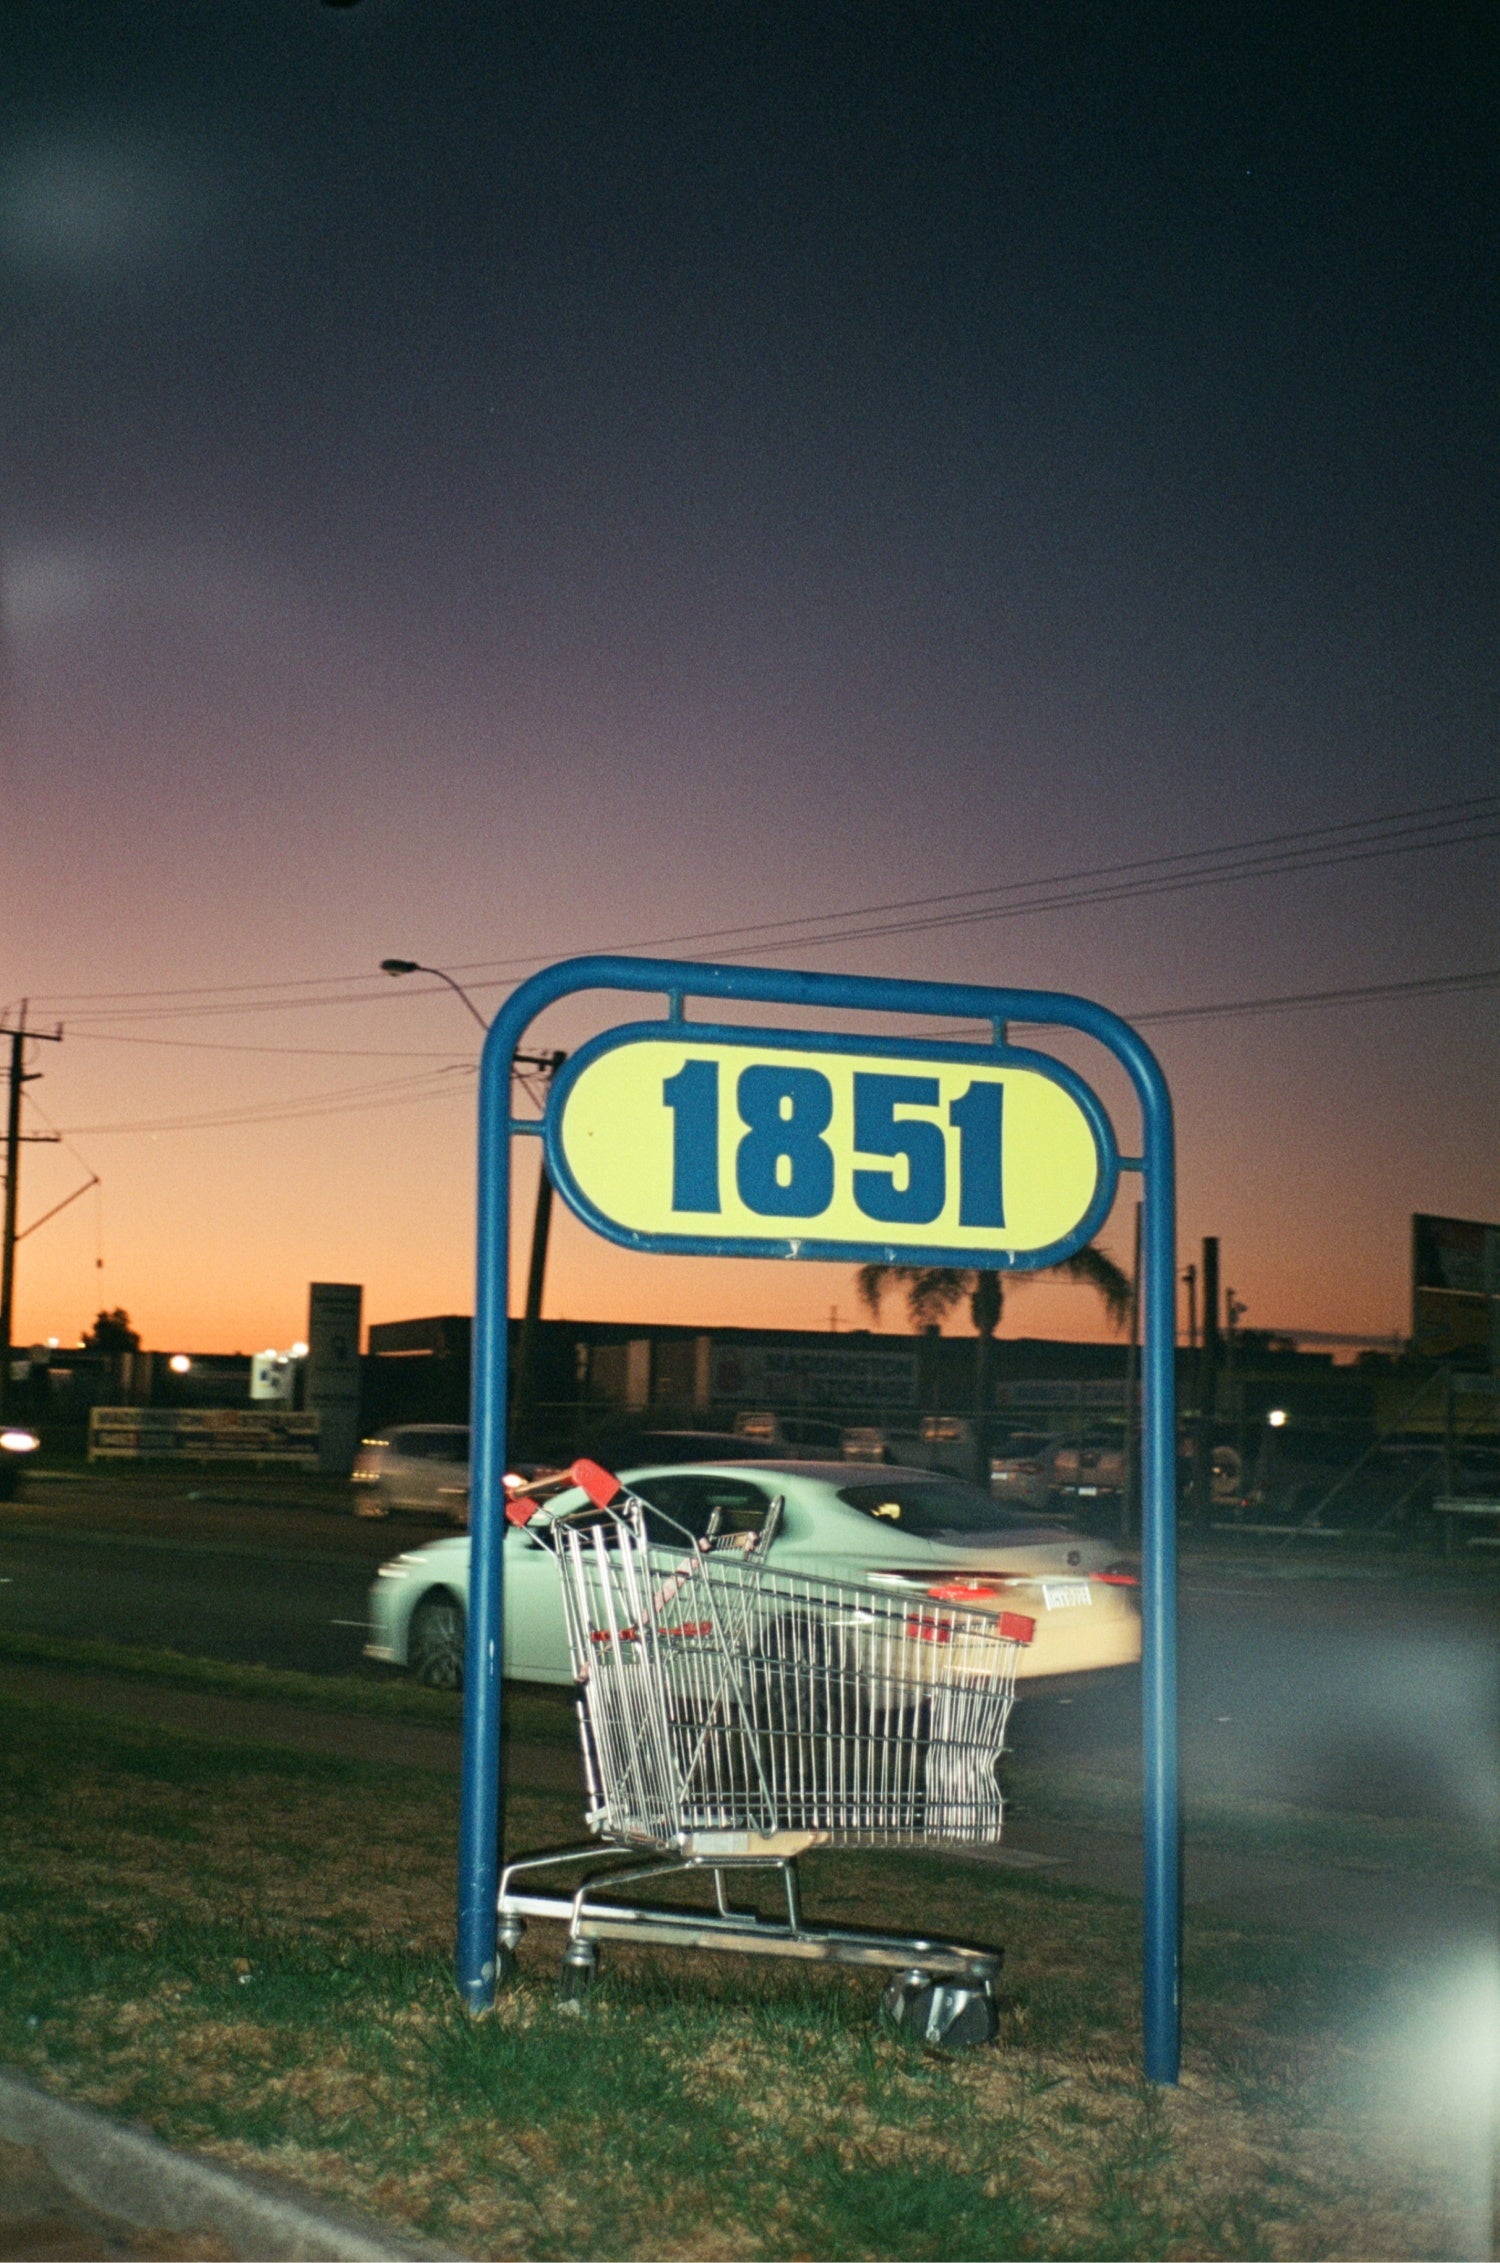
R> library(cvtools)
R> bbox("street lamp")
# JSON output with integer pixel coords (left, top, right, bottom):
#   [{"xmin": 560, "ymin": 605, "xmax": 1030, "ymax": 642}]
[
  {"xmin": 380, "ymin": 958, "xmax": 490, "ymax": 1033},
  {"xmin": 380, "ymin": 958, "xmax": 566, "ymax": 1446}
]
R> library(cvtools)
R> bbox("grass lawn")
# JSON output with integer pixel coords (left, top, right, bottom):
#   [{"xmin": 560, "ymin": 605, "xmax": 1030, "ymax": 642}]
[{"xmin": 0, "ymin": 1671, "xmax": 1488, "ymax": 2260}]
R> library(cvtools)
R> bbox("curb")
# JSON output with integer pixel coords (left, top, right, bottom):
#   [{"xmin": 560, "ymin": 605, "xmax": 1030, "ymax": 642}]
[{"xmin": 0, "ymin": 2068, "xmax": 448, "ymax": 2260}]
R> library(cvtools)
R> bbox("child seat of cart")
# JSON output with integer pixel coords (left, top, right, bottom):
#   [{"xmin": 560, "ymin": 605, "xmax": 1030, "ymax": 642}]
[{"xmin": 508, "ymin": 1457, "xmax": 781, "ymax": 1556}]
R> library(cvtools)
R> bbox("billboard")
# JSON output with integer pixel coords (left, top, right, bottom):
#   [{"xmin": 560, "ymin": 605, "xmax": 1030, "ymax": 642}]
[
  {"xmin": 710, "ymin": 1339, "xmax": 919, "ymax": 1412},
  {"xmin": 89, "ymin": 1408, "xmax": 319, "ymax": 1464},
  {"xmin": 1412, "ymin": 1214, "xmax": 1500, "ymax": 1362}
]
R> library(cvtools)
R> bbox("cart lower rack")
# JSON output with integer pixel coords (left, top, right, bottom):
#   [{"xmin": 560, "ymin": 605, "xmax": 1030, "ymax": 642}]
[{"xmin": 499, "ymin": 1462, "xmax": 1033, "ymax": 2048}]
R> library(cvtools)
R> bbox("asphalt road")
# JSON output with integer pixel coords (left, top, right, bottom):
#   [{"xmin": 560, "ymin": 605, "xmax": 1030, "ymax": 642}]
[
  {"xmin": 1013, "ymin": 1565, "xmax": 1500, "ymax": 1835},
  {"xmin": 2, "ymin": 1483, "xmax": 1497, "ymax": 1838},
  {"xmin": 0, "ymin": 1511, "xmax": 402, "ymax": 1677}
]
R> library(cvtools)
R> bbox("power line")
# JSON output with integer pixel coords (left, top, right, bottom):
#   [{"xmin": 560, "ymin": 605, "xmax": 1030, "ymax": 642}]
[
  {"xmin": 454, "ymin": 790, "xmax": 1500, "ymax": 973},
  {"xmin": 43, "ymin": 958, "xmax": 1499, "ymax": 1139},
  {"xmin": 23, "ymin": 788, "xmax": 1499, "ymax": 1021},
  {"xmin": 1129, "ymin": 963, "xmax": 1500, "ymax": 1027},
  {"xmin": 694, "ymin": 813, "xmax": 1500, "ymax": 961},
  {"xmin": 56, "ymin": 1065, "xmax": 473, "ymax": 1138},
  {"xmin": 63, "ymin": 1029, "xmax": 469, "ymax": 1060}
]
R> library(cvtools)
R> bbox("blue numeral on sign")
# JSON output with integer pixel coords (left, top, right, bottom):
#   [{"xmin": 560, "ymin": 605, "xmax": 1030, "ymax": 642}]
[
  {"xmin": 950, "ymin": 1079, "xmax": 1005, "ymax": 1227},
  {"xmin": 852, "ymin": 1074, "xmax": 945, "ymax": 1224},
  {"xmin": 736, "ymin": 1066, "xmax": 835, "ymax": 1217},
  {"xmin": 662, "ymin": 1060, "xmax": 721, "ymax": 1212}
]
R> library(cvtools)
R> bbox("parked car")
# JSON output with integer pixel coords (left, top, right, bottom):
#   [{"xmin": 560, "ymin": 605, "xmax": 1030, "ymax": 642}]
[
  {"xmin": 0, "ymin": 1425, "xmax": 40, "ymax": 1501},
  {"xmin": 988, "ymin": 1434, "xmax": 1054, "ymax": 1511},
  {"xmin": 366, "ymin": 1458, "xmax": 1141, "ymax": 1691},
  {"xmin": 1047, "ymin": 1432, "xmax": 1126, "ymax": 1506},
  {"xmin": 351, "ymin": 1424, "xmax": 471, "ymax": 1520}
]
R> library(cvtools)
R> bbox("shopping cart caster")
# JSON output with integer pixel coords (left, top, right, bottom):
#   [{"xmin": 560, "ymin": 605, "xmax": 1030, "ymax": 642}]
[
  {"xmin": 881, "ymin": 1972, "xmax": 999, "ymax": 2052},
  {"xmin": 558, "ymin": 1941, "xmax": 599, "ymax": 2003}
]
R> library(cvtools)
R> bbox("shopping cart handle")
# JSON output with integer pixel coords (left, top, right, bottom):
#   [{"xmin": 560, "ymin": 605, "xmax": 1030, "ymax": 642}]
[{"xmin": 571, "ymin": 1458, "xmax": 625, "ymax": 1509}]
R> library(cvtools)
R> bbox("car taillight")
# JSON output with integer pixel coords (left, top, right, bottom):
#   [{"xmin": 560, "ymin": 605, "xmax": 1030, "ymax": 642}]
[
  {"xmin": 1096, "ymin": 1570, "xmax": 1139, "ymax": 1587},
  {"xmin": 908, "ymin": 1597, "xmax": 1035, "ymax": 1646}
]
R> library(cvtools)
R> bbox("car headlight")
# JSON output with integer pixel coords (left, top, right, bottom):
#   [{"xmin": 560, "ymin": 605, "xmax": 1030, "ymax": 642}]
[
  {"xmin": 1, "ymin": 1429, "xmax": 39, "ymax": 1454},
  {"xmin": 376, "ymin": 1554, "xmax": 424, "ymax": 1580}
]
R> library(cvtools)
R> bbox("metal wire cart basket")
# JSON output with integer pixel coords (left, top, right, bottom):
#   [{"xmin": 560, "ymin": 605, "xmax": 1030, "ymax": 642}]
[{"xmin": 499, "ymin": 1462, "xmax": 1035, "ymax": 2048}]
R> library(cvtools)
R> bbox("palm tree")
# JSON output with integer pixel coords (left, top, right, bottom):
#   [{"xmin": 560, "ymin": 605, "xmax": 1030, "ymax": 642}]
[{"xmin": 856, "ymin": 1248, "xmax": 1131, "ymax": 1485}]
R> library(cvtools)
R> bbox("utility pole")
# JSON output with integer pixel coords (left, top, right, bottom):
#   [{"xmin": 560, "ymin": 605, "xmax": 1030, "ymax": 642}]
[
  {"xmin": 1195, "ymin": 1236, "xmax": 1221, "ymax": 1521},
  {"xmin": 1121, "ymin": 1199, "xmax": 1142, "ymax": 1544},
  {"xmin": 1181, "ymin": 1262, "xmax": 1198, "ymax": 1352},
  {"xmin": 511, "ymin": 1050, "xmax": 567, "ymax": 1448},
  {"xmin": 378, "ymin": 965, "xmax": 567, "ymax": 1451},
  {"xmin": 1225, "ymin": 1289, "xmax": 1247, "ymax": 1482},
  {"xmin": 1, "ymin": 1003, "xmax": 63, "ymax": 1419}
]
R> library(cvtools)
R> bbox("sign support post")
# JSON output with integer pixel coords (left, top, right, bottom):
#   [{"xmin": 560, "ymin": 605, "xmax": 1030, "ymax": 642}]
[{"xmin": 459, "ymin": 955, "xmax": 1179, "ymax": 2082}]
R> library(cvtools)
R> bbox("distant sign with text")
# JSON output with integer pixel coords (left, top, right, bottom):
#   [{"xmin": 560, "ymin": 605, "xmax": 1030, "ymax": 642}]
[{"xmin": 546, "ymin": 1023, "xmax": 1116, "ymax": 1267}]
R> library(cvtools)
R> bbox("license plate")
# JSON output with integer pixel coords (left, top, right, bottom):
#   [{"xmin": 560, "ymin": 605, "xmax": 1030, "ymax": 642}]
[{"xmin": 1041, "ymin": 1581, "xmax": 1093, "ymax": 1610}]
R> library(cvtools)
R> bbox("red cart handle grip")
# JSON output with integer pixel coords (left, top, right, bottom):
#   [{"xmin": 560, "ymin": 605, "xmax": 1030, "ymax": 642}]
[{"xmin": 571, "ymin": 1458, "xmax": 624, "ymax": 1509}]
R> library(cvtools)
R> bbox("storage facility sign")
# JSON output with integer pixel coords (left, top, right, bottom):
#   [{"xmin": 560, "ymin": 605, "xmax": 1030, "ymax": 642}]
[
  {"xmin": 548, "ymin": 1024, "xmax": 1116, "ymax": 1268},
  {"xmin": 710, "ymin": 1340, "xmax": 920, "ymax": 1410}
]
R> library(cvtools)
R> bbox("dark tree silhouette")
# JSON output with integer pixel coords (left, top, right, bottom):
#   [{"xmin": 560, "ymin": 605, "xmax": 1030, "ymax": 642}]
[
  {"xmin": 856, "ymin": 1249, "xmax": 1130, "ymax": 1484},
  {"xmin": 83, "ymin": 1308, "xmax": 140, "ymax": 1354}
]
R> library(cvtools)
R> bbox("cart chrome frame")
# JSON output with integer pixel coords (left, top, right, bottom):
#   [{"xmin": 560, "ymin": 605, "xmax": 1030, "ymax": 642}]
[{"xmin": 497, "ymin": 1469, "xmax": 1032, "ymax": 2045}]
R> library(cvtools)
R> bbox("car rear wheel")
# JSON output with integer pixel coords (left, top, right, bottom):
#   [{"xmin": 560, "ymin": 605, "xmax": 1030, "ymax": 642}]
[{"xmin": 409, "ymin": 1592, "xmax": 466, "ymax": 1689}]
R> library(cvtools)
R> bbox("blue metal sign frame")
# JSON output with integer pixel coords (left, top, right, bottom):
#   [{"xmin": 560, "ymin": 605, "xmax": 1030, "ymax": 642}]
[{"xmin": 460, "ymin": 954, "xmax": 1180, "ymax": 2084}]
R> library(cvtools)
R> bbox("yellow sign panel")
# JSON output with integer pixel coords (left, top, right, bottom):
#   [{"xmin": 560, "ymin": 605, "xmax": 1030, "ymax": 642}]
[{"xmin": 548, "ymin": 1027, "xmax": 1112, "ymax": 1264}]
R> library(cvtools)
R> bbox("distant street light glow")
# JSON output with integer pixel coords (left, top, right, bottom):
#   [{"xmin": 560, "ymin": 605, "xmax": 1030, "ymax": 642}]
[
  {"xmin": 168, "ymin": 1353, "xmax": 191, "ymax": 1374},
  {"xmin": 1267, "ymin": 1408, "xmax": 1288, "ymax": 1428}
]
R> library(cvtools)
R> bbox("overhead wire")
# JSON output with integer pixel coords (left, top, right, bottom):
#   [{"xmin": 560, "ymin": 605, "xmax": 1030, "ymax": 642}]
[
  {"xmin": 56, "ymin": 1064, "xmax": 474, "ymax": 1138},
  {"xmin": 41, "ymin": 961, "xmax": 1500, "ymax": 1137},
  {"xmin": 59, "ymin": 1029, "xmax": 471, "ymax": 1059},
  {"xmin": 26, "ymin": 788, "xmax": 1500, "ymax": 1024}
]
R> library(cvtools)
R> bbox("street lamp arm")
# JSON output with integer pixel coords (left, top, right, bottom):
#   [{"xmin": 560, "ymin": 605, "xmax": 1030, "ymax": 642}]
[{"xmin": 380, "ymin": 959, "xmax": 490, "ymax": 1032}]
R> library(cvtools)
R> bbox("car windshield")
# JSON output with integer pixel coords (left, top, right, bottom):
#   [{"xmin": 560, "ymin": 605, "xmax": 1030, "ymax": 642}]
[{"xmin": 837, "ymin": 1478, "xmax": 1049, "ymax": 1539}]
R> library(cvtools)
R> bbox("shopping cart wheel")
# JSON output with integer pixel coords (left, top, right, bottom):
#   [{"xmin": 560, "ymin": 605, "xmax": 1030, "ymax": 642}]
[
  {"xmin": 493, "ymin": 1944, "xmax": 519, "ymax": 1989},
  {"xmin": 881, "ymin": 1973, "xmax": 998, "ymax": 2052},
  {"xmin": 558, "ymin": 1941, "xmax": 598, "ymax": 2001}
]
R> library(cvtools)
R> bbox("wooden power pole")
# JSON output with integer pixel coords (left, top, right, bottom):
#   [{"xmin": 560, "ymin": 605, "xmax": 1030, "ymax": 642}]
[{"xmin": 0, "ymin": 1003, "xmax": 63, "ymax": 1417}]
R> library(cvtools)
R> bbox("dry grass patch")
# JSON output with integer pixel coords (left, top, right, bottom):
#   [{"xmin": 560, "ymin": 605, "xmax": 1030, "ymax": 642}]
[{"xmin": 0, "ymin": 1682, "xmax": 1487, "ymax": 2258}]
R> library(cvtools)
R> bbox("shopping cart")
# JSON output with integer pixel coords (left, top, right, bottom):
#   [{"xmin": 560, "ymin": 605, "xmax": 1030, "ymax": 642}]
[{"xmin": 497, "ymin": 1460, "xmax": 1035, "ymax": 2048}]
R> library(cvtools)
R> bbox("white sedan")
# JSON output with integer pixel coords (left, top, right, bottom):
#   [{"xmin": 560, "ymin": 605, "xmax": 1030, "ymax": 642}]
[{"xmin": 365, "ymin": 1461, "xmax": 1141, "ymax": 1689}]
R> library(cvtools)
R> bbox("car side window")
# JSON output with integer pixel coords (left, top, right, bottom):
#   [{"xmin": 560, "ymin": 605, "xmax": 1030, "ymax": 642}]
[
  {"xmin": 632, "ymin": 1474, "xmax": 775, "ymax": 1543},
  {"xmin": 630, "ymin": 1475, "xmax": 712, "ymax": 1541}
]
